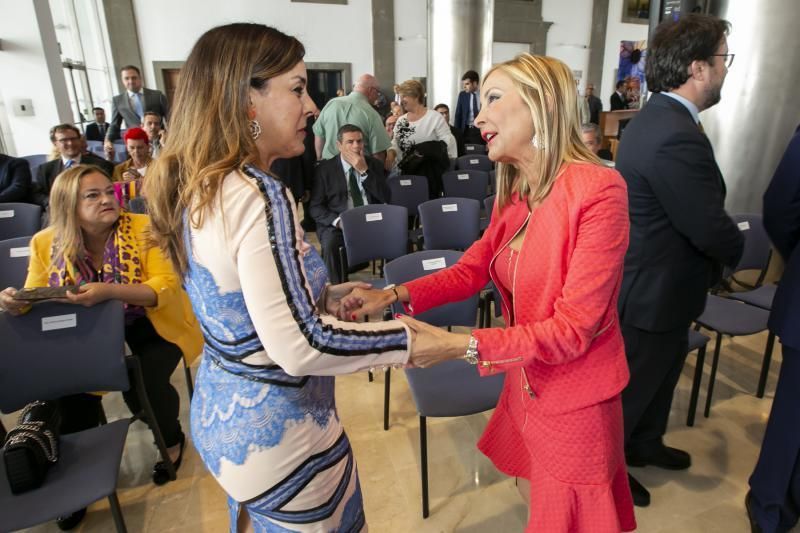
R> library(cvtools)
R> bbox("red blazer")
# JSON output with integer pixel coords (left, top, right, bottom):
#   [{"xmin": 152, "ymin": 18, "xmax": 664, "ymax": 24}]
[{"xmin": 405, "ymin": 162, "xmax": 630, "ymax": 415}]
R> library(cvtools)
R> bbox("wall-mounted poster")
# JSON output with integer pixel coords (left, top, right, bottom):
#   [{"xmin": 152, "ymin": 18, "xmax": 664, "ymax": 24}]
[{"xmin": 618, "ymin": 40, "xmax": 647, "ymax": 109}]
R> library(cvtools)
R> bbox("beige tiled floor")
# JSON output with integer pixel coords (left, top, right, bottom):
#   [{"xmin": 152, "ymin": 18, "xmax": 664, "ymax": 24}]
[{"xmin": 6, "ymin": 267, "xmax": 793, "ymax": 531}]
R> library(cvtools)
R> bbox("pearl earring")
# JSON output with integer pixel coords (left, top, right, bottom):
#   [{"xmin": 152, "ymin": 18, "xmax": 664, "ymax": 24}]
[
  {"xmin": 249, "ymin": 119, "xmax": 262, "ymax": 140},
  {"xmin": 531, "ymin": 135, "xmax": 543, "ymax": 149}
]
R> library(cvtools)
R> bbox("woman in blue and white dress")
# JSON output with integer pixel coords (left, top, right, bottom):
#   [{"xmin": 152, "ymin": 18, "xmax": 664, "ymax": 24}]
[{"xmin": 147, "ymin": 24, "xmax": 411, "ymax": 532}]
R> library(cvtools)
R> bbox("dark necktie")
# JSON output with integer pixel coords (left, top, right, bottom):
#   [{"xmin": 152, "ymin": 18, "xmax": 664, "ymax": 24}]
[
  {"xmin": 348, "ymin": 167, "xmax": 364, "ymax": 207},
  {"xmin": 470, "ymin": 92, "xmax": 478, "ymax": 122},
  {"xmin": 99, "ymin": 124, "xmax": 105, "ymax": 137}
]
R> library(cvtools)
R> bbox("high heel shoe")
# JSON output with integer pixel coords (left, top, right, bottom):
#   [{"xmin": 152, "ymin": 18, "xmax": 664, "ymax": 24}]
[{"xmin": 152, "ymin": 433, "xmax": 185, "ymax": 486}]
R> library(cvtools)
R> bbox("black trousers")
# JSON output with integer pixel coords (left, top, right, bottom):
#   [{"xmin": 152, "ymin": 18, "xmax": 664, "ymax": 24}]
[
  {"xmin": 621, "ymin": 322, "xmax": 689, "ymax": 454},
  {"xmin": 57, "ymin": 317, "xmax": 184, "ymax": 447},
  {"xmin": 749, "ymin": 344, "xmax": 800, "ymax": 532},
  {"xmin": 463, "ymin": 126, "xmax": 485, "ymax": 145},
  {"xmin": 318, "ymin": 227, "xmax": 346, "ymax": 284}
]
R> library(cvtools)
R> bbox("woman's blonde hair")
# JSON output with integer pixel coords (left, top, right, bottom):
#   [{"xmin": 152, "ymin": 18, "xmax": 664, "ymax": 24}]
[
  {"xmin": 146, "ymin": 23, "xmax": 305, "ymax": 274},
  {"xmin": 488, "ymin": 54, "xmax": 600, "ymax": 210},
  {"xmin": 398, "ymin": 79, "xmax": 425, "ymax": 105},
  {"xmin": 49, "ymin": 165, "xmax": 112, "ymax": 263}
]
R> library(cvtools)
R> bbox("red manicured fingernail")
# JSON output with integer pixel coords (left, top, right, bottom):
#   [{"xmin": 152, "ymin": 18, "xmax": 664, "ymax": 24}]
[
  {"xmin": 351, "ymin": 314, "xmax": 357, "ymax": 320},
  {"xmin": 394, "ymin": 314, "xmax": 402, "ymax": 319}
]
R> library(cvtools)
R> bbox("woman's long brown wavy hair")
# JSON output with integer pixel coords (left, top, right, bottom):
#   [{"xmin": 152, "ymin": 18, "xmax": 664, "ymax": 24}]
[{"xmin": 146, "ymin": 23, "xmax": 304, "ymax": 275}]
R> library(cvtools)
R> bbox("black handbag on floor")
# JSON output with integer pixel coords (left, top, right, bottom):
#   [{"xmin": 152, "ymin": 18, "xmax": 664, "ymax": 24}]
[{"xmin": 3, "ymin": 400, "xmax": 61, "ymax": 494}]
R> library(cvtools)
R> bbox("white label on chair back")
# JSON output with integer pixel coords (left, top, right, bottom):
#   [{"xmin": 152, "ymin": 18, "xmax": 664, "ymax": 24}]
[
  {"xmin": 457, "ymin": 173, "xmax": 469, "ymax": 180},
  {"xmin": 0, "ymin": 210, "xmax": 14, "ymax": 218},
  {"xmin": 399, "ymin": 179, "xmax": 412, "ymax": 186},
  {"xmin": 466, "ymin": 146, "xmax": 475, "ymax": 151},
  {"xmin": 422, "ymin": 257, "xmax": 447, "ymax": 270},
  {"xmin": 442, "ymin": 204, "xmax": 458, "ymax": 212},
  {"xmin": 737, "ymin": 221, "xmax": 751, "ymax": 231},
  {"xmin": 42, "ymin": 314, "xmax": 77, "ymax": 332},
  {"xmin": 469, "ymin": 159, "xmax": 479, "ymax": 164},
  {"xmin": 365, "ymin": 213, "xmax": 383, "ymax": 222},
  {"xmin": 10, "ymin": 247, "xmax": 30, "ymax": 257}
]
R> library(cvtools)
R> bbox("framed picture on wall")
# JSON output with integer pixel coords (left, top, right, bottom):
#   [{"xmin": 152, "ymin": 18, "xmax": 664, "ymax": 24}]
[{"xmin": 621, "ymin": 0, "xmax": 650, "ymax": 24}]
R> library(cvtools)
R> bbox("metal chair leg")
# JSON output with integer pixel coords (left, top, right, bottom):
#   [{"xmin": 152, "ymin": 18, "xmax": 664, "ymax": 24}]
[
  {"xmin": 182, "ymin": 357, "xmax": 194, "ymax": 400},
  {"xmin": 420, "ymin": 415, "xmax": 429, "ymax": 519},
  {"xmin": 757, "ymin": 331, "xmax": 776, "ymax": 398},
  {"xmin": 703, "ymin": 333, "xmax": 724, "ymax": 418},
  {"xmin": 686, "ymin": 345, "xmax": 706, "ymax": 427},
  {"xmin": 383, "ymin": 368, "xmax": 391, "ymax": 431},
  {"xmin": 108, "ymin": 492, "xmax": 128, "ymax": 533}
]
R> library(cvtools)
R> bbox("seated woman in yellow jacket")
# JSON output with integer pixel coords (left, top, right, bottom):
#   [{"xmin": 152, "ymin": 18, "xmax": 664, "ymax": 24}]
[{"xmin": 0, "ymin": 164, "xmax": 202, "ymax": 490}]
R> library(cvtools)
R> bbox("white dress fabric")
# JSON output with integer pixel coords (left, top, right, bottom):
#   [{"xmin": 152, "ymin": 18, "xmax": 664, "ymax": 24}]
[{"xmin": 183, "ymin": 165, "xmax": 410, "ymax": 532}]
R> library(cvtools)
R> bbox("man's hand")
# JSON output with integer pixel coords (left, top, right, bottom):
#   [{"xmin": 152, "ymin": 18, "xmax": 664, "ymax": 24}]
[
  {"xmin": 341, "ymin": 149, "xmax": 368, "ymax": 174},
  {"xmin": 104, "ymin": 141, "xmax": 115, "ymax": 158}
]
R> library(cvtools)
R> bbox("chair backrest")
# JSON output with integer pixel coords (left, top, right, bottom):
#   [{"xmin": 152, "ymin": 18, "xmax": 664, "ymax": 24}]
[
  {"xmin": 387, "ymin": 175, "xmax": 429, "ymax": 216},
  {"xmin": 464, "ymin": 144, "xmax": 487, "ymax": 155},
  {"xmin": 731, "ymin": 213, "xmax": 772, "ymax": 275},
  {"xmin": 0, "ymin": 300, "xmax": 129, "ymax": 413},
  {"xmin": 419, "ymin": 197, "xmax": 480, "ymax": 250},
  {"xmin": 488, "ymin": 169, "xmax": 496, "ymax": 194},
  {"xmin": 340, "ymin": 204, "xmax": 408, "ymax": 265},
  {"xmin": 0, "ymin": 203, "xmax": 42, "ymax": 241},
  {"xmin": 85, "ymin": 140, "xmax": 104, "ymax": 151},
  {"xmin": 441, "ymin": 170, "xmax": 490, "ymax": 202},
  {"xmin": 405, "ymin": 359, "xmax": 505, "ymax": 417},
  {"xmin": 456, "ymin": 154, "xmax": 492, "ymax": 172},
  {"xmin": 112, "ymin": 150, "xmax": 128, "ymax": 164},
  {"xmin": 384, "ymin": 250, "xmax": 478, "ymax": 328},
  {"xmin": 484, "ymin": 194, "xmax": 496, "ymax": 222},
  {"xmin": 21, "ymin": 154, "xmax": 47, "ymax": 176},
  {"xmin": 0, "ymin": 236, "xmax": 33, "ymax": 289}
]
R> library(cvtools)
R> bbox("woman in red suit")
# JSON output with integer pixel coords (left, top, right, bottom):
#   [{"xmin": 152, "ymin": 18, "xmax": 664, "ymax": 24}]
[{"xmin": 346, "ymin": 54, "xmax": 636, "ymax": 531}]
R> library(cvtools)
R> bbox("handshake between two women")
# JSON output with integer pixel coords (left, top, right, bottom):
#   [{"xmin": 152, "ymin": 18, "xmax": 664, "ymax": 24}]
[{"xmin": 322, "ymin": 282, "xmax": 472, "ymax": 369}]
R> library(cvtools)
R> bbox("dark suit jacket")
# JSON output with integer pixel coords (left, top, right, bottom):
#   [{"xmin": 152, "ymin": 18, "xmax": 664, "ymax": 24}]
[
  {"xmin": 450, "ymin": 125, "xmax": 466, "ymax": 157},
  {"xmin": 610, "ymin": 91, "xmax": 626, "ymax": 111},
  {"xmin": 616, "ymin": 92, "xmax": 744, "ymax": 332},
  {"xmin": 0, "ymin": 154, "xmax": 32, "ymax": 203},
  {"xmin": 587, "ymin": 95, "xmax": 603, "ymax": 125},
  {"xmin": 309, "ymin": 154, "xmax": 388, "ymax": 242},
  {"xmin": 454, "ymin": 91, "xmax": 479, "ymax": 130},
  {"xmin": 85, "ymin": 122, "xmax": 110, "ymax": 142},
  {"xmin": 106, "ymin": 88, "xmax": 169, "ymax": 141},
  {"xmin": 33, "ymin": 153, "xmax": 114, "ymax": 208},
  {"xmin": 764, "ymin": 125, "xmax": 800, "ymax": 350}
]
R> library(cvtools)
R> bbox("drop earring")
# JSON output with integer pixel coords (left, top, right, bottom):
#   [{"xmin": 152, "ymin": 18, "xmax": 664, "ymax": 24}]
[
  {"xmin": 249, "ymin": 119, "xmax": 262, "ymax": 140},
  {"xmin": 531, "ymin": 135, "xmax": 543, "ymax": 149}
]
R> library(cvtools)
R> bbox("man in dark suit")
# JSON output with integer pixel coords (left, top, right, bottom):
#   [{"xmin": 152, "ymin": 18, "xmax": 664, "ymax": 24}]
[
  {"xmin": 746, "ymin": 125, "xmax": 800, "ymax": 532},
  {"xmin": 104, "ymin": 65, "xmax": 169, "ymax": 147},
  {"xmin": 84, "ymin": 107, "xmax": 110, "ymax": 142},
  {"xmin": 616, "ymin": 14, "xmax": 744, "ymax": 508},
  {"xmin": 33, "ymin": 124, "xmax": 114, "ymax": 209},
  {"xmin": 454, "ymin": 70, "xmax": 484, "ymax": 145},
  {"xmin": 585, "ymin": 84, "xmax": 603, "ymax": 125},
  {"xmin": 610, "ymin": 80, "xmax": 627, "ymax": 111},
  {"xmin": 309, "ymin": 124, "xmax": 388, "ymax": 283},
  {"xmin": 434, "ymin": 103, "xmax": 465, "ymax": 157},
  {"xmin": 0, "ymin": 153, "xmax": 32, "ymax": 203}
]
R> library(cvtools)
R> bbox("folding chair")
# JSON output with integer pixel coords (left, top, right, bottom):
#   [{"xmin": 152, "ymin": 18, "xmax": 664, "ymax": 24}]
[
  {"xmin": 441, "ymin": 170, "xmax": 490, "ymax": 202},
  {"xmin": 456, "ymin": 154, "xmax": 492, "ymax": 172},
  {"xmin": 463, "ymin": 143, "xmax": 487, "ymax": 155},
  {"xmin": 0, "ymin": 301, "xmax": 130, "ymax": 532},
  {"xmin": 338, "ymin": 204, "xmax": 408, "ymax": 285},
  {"xmin": 685, "ymin": 329, "xmax": 711, "ymax": 427},
  {"xmin": 418, "ymin": 197, "xmax": 480, "ymax": 251},
  {"xmin": 0, "ymin": 203, "xmax": 42, "ymax": 241},
  {"xmin": 0, "ymin": 236, "xmax": 33, "ymax": 289},
  {"xmin": 21, "ymin": 154, "xmax": 47, "ymax": 176}
]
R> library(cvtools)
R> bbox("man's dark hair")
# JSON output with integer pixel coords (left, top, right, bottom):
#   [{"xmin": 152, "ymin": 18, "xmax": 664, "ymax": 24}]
[
  {"xmin": 433, "ymin": 103, "xmax": 449, "ymax": 112},
  {"xmin": 142, "ymin": 110, "xmax": 162, "ymax": 121},
  {"xmin": 615, "ymin": 80, "xmax": 625, "ymax": 90},
  {"xmin": 49, "ymin": 123, "xmax": 81, "ymax": 143},
  {"xmin": 646, "ymin": 13, "xmax": 730, "ymax": 93},
  {"xmin": 461, "ymin": 70, "xmax": 479, "ymax": 83},
  {"xmin": 337, "ymin": 124, "xmax": 364, "ymax": 142},
  {"xmin": 92, "ymin": 106, "xmax": 104, "ymax": 113},
  {"xmin": 120, "ymin": 65, "xmax": 141, "ymax": 75}
]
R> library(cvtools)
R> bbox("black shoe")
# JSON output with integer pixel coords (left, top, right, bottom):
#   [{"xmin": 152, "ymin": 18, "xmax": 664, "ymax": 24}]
[
  {"xmin": 56, "ymin": 508, "xmax": 86, "ymax": 530},
  {"xmin": 152, "ymin": 433, "xmax": 185, "ymax": 486},
  {"xmin": 628, "ymin": 474, "xmax": 650, "ymax": 507},
  {"xmin": 745, "ymin": 491, "xmax": 763, "ymax": 533},
  {"xmin": 626, "ymin": 445, "xmax": 691, "ymax": 470}
]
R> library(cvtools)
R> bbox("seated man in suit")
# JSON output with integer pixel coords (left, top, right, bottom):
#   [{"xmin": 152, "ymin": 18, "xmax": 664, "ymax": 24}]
[
  {"xmin": 84, "ymin": 107, "xmax": 109, "ymax": 142},
  {"xmin": 434, "ymin": 103, "xmax": 465, "ymax": 156},
  {"xmin": 33, "ymin": 124, "xmax": 114, "ymax": 209},
  {"xmin": 0, "ymin": 152, "xmax": 32, "ymax": 203},
  {"xmin": 580, "ymin": 123, "xmax": 614, "ymax": 164},
  {"xmin": 104, "ymin": 65, "xmax": 169, "ymax": 151},
  {"xmin": 309, "ymin": 124, "xmax": 388, "ymax": 284}
]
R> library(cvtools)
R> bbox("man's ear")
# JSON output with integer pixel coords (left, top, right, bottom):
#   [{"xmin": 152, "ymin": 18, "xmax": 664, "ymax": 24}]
[{"xmin": 688, "ymin": 60, "xmax": 706, "ymax": 82}]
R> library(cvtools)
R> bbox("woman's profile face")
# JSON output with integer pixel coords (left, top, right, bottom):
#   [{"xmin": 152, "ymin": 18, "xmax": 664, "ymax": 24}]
[
  {"xmin": 249, "ymin": 60, "xmax": 318, "ymax": 164},
  {"xmin": 475, "ymin": 70, "xmax": 535, "ymax": 165},
  {"xmin": 76, "ymin": 171, "xmax": 120, "ymax": 231}
]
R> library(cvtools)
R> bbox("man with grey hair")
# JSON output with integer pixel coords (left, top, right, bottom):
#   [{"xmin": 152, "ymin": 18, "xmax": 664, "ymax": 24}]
[
  {"xmin": 580, "ymin": 123, "xmax": 613, "ymax": 163},
  {"xmin": 313, "ymin": 74, "xmax": 391, "ymax": 161}
]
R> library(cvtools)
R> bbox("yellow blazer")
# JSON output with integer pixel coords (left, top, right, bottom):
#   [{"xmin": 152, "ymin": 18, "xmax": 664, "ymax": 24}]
[{"xmin": 25, "ymin": 213, "xmax": 203, "ymax": 364}]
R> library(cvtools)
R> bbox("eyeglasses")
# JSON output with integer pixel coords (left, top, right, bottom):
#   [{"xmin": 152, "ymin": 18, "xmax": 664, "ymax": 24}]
[
  {"xmin": 55, "ymin": 136, "xmax": 80, "ymax": 144},
  {"xmin": 711, "ymin": 53, "xmax": 735, "ymax": 68}
]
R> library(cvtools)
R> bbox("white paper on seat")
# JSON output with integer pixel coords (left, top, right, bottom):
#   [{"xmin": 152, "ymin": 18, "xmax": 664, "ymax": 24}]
[
  {"xmin": 0, "ymin": 210, "xmax": 14, "ymax": 218},
  {"xmin": 738, "ymin": 221, "xmax": 751, "ymax": 231},
  {"xmin": 422, "ymin": 257, "xmax": 447, "ymax": 270},
  {"xmin": 365, "ymin": 213, "xmax": 383, "ymax": 222},
  {"xmin": 469, "ymin": 159, "xmax": 479, "ymax": 164},
  {"xmin": 457, "ymin": 173, "xmax": 469, "ymax": 180},
  {"xmin": 399, "ymin": 179, "xmax": 412, "ymax": 186},
  {"xmin": 42, "ymin": 314, "xmax": 77, "ymax": 331},
  {"xmin": 442, "ymin": 204, "xmax": 458, "ymax": 212},
  {"xmin": 10, "ymin": 247, "xmax": 30, "ymax": 257}
]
